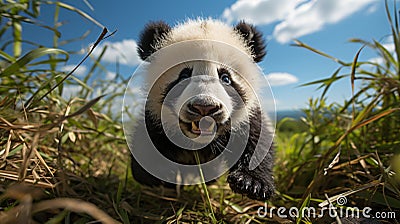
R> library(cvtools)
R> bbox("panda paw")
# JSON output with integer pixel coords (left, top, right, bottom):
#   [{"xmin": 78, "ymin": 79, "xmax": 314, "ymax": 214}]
[{"xmin": 227, "ymin": 170, "xmax": 274, "ymax": 201}]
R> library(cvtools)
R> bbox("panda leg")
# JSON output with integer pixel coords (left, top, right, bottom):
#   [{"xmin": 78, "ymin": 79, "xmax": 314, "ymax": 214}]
[
  {"xmin": 227, "ymin": 145, "xmax": 275, "ymax": 201},
  {"xmin": 130, "ymin": 155, "xmax": 164, "ymax": 186}
]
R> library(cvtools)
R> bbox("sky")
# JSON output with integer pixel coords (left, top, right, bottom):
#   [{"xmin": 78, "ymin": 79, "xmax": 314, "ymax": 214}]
[{"xmin": 17, "ymin": 0, "xmax": 395, "ymax": 111}]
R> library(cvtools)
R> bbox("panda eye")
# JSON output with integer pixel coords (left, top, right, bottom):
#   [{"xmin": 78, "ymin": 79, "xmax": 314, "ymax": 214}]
[
  {"xmin": 219, "ymin": 69, "xmax": 232, "ymax": 85},
  {"xmin": 220, "ymin": 74, "xmax": 231, "ymax": 85},
  {"xmin": 178, "ymin": 67, "xmax": 192, "ymax": 81}
]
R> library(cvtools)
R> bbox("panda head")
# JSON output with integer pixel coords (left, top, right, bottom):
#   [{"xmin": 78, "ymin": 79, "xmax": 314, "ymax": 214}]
[{"xmin": 137, "ymin": 19, "xmax": 266, "ymax": 143}]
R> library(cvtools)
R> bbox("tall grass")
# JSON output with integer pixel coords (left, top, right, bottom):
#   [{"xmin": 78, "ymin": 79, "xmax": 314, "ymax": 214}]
[
  {"xmin": 0, "ymin": 1, "xmax": 127, "ymax": 223},
  {"xmin": 275, "ymin": 1, "xmax": 399, "ymax": 222}
]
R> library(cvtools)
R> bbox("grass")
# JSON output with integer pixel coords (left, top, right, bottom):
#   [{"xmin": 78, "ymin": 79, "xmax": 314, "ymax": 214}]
[{"xmin": 0, "ymin": 0, "xmax": 399, "ymax": 223}]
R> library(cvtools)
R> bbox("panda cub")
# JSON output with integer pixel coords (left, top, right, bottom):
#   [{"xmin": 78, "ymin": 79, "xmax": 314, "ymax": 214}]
[{"xmin": 129, "ymin": 19, "xmax": 275, "ymax": 201}]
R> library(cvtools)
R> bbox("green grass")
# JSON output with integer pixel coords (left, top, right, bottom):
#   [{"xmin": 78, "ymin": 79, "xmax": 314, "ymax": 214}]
[{"xmin": 0, "ymin": 0, "xmax": 399, "ymax": 223}]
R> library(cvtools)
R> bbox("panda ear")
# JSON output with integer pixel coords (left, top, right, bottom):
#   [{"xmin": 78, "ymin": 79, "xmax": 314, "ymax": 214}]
[
  {"xmin": 234, "ymin": 21, "xmax": 266, "ymax": 63},
  {"xmin": 137, "ymin": 21, "xmax": 171, "ymax": 60}
]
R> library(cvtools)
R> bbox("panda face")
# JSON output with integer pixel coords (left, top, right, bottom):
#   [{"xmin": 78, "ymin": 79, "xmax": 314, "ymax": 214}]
[
  {"xmin": 138, "ymin": 19, "xmax": 267, "ymax": 143},
  {"xmin": 146, "ymin": 60, "xmax": 252, "ymax": 142}
]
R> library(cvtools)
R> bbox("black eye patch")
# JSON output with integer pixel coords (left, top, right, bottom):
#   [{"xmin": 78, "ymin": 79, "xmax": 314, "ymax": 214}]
[
  {"xmin": 160, "ymin": 67, "xmax": 192, "ymax": 105},
  {"xmin": 218, "ymin": 68, "xmax": 248, "ymax": 105},
  {"xmin": 178, "ymin": 67, "xmax": 192, "ymax": 81}
]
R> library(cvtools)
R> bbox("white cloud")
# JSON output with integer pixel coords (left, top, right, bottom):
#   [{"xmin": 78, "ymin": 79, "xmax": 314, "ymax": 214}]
[
  {"xmin": 60, "ymin": 64, "xmax": 88, "ymax": 77},
  {"xmin": 92, "ymin": 39, "xmax": 141, "ymax": 66},
  {"xmin": 222, "ymin": 0, "xmax": 378, "ymax": 44},
  {"xmin": 61, "ymin": 85, "xmax": 82, "ymax": 99},
  {"xmin": 366, "ymin": 3, "xmax": 379, "ymax": 14},
  {"xmin": 381, "ymin": 40, "xmax": 395, "ymax": 53},
  {"xmin": 106, "ymin": 71, "xmax": 117, "ymax": 80},
  {"xmin": 273, "ymin": 0, "xmax": 377, "ymax": 43},
  {"xmin": 266, "ymin": 72, "xmax": 299, "ymax": 86},
  {"xmin": 222, "ymin": 0, "xmax": 302, "ymax": 25},
  {"xmin": 368, "ymin": 56, "xmax": 384, "ymax": 65}
]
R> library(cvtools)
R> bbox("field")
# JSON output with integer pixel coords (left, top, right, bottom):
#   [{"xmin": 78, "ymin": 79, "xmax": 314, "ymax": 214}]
[{"xmin": 0, "ymin": 1, "xmax": 399, "ymax": 223}]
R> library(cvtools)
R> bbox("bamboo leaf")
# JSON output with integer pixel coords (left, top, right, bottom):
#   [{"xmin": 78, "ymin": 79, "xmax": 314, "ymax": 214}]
[
  {"xmin": 374, "ymin": 40, "xmax": 397, "ymax": 69},
  {"xmin": 321, "ymin": 67, "xmax": 343, "ymax": 99},
  {"xmin": 333, "ymin": 108, "xmax": 399, "ymax": 153},
  {"xmin": 223, "ymin": 200, "xmax": 244, "ymax": 213},
  {"xmin": 65, "ymin": 94, "xmax": 106, "ymax": 119},
  {"xmin": 350, "ymin": 45, "xmax": 365, "ymax": 120},
  {"xmin": 1, "ymin": 12, "xmax": 61, "ymax": 37},
  {"xmin": 292, "ymin": 39, "xmax": 348, "ymax": 66},
  {"xmin": 32, "ymin": 0, "xmax": 40, "ymax": 17},
  {"xmin": 69, "ymin": 75, "xmax": 93, "ymax": 92},
  {"xmin": 26, "ymin": 28, "xmax": 111, "ymax": 108},
  {"xmin": 12, "ymin": 19, "xmax": 22, "ymax": 58},
  {"xmin": 0, "ymin": 20, "xmax": 11, "ymax": 38},
  {"xmin": 352, "ymin": 94, "xmax": 380, "ymax": 125},
  {"xmin": 0, "ymin": 50, "xmax": 14, "ymax": 62},
  {"xmin": 84, "ymin": 45, "xmax": 108, "ymax": 84},
  {"xmin": 299, "ymin": 74, "xmax": 347, "ymax": 88},
  {"xmin": 297, "ymin": 194, "xmax": 311, "ymax": 224},
  {"xmin": 28, "ymin": 58, "xmax": 68, "ymax": 66},
  {"xmin": 351, "ymin": 108, "xmax": 399, "ymax": 132},
  {"xmin": 0, "ymin": 47, "xmax": 68, "ymax": 76},
  {"xmin": 57, "ymin": 2, "xmax": 103, "ymax": 28}
]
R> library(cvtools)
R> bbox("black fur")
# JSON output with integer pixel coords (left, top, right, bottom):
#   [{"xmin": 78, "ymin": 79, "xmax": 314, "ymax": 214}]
[
  {"xmin": 226, "ymin": 106, "xmax": 275, "ymax": 200},
  {"xmin": 130, "ymin": 106, "xmax": 275, "ymax": 201},
  {"xmin": 234, "ymin": 21, "xmax": 266, "ymax": 63},
  {"xmin": 161, "ymin": 67, "xmax": 193, "ymax": 104},
  {"xmin": 228, "ymin": 79, "xmax": 248, "ymax": 105},
  {"xmin": 137, "ymin": 21, "xmax": 171, "ymax": 60}
]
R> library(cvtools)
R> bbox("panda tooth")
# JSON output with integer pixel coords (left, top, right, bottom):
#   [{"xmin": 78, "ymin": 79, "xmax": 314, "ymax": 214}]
[{"xmin": 192, "ymin": 121, "xmax": 199, "ymax": 131}]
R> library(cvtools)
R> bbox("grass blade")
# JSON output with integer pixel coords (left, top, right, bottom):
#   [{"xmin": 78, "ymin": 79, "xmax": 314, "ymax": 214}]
[
  {"xmin": 57, "ymin": 2, "xmax": 103, "ymax": 28},
  {"xmin": 374, "ymin": 40, "xmax": 397, "ymax": 68},
  {"xmin": 292, "ymin": 39, "xmax": 348, "ymax": 66},
  {"xmin": 297, "ymin": 194, "xmax": 311, "ymax": 224},
  {"xmin": 194, "ymin": 151, "xmax": 217, "ymax": 223},
  {"xmin": 65, "ymin": 94, "xmax": 105, "ymax": 119},
  {"xmin": 0, "ymin": 47, "xmax": 68, "ymax": 76},
  {"xmin": 26, "ymin": 28, "xmax": 111, "ymax": 108},
  {"xmin": 350, "ymin": 45, "xmax": 366, "ymax": 120}
]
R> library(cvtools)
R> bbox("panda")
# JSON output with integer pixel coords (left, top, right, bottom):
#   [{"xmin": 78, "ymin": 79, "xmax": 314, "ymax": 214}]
[{"xmin": 128, "ymin": 19, "xmax": 275, "ymax": 201}]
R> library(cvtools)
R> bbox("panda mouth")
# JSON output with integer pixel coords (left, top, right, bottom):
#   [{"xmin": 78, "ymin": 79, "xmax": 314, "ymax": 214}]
[{"xmin": 190, "ymin": 118, "xmax": 216, "ymax": 135}]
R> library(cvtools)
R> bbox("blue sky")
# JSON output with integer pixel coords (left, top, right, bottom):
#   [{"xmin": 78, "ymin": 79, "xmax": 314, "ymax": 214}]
[{"xmin": 20, "ymin": 0, "xmax": 394, "ymax": 110}]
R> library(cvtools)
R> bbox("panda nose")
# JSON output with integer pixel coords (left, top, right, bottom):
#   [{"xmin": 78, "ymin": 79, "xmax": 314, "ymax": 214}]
[{"xmin": 191, "ymin": 104, "xmax": 220, "ymax": 116}]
